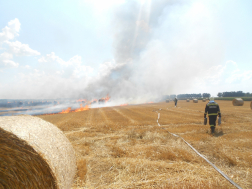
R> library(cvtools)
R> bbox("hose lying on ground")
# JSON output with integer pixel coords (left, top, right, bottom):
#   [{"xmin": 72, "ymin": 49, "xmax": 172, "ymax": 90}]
[{"xmin": 155, "ymin": 109, "xmax": 242, "ymax": 189}]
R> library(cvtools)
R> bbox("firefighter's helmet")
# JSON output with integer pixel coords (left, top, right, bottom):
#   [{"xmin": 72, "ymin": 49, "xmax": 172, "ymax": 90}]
[{"xmin": 209, "ymin": 97, "xmax": 214, "ymax": 101}]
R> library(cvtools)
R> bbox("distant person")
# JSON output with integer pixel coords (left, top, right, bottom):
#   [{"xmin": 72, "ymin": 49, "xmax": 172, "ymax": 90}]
[
  {"xmin": 204, "ymin": 97, "xmax": 221, "ymax": 134},
  {"xmin": 174, "ymin": 97, "xmax": 178, "ymax": 107}
]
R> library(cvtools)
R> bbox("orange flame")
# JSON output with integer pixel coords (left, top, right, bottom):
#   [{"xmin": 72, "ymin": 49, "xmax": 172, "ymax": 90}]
[
  {"xmin": 104, "ymin": 94, "xmax": 110, "ymax": 102},
  {"xmin": 60, "ymin": 107, "xmax": 71, "ymax": 114},
  {"xmin": 59, "ymin": 104, "xmax": 89, "ymax": 114},
  {"xmin": 74, "ymin": 104, "xmax": 89, "ymax": 112},
  {"xmin": 120, "ymin": 103, "xmax": 128, "ymax": 106},
  {"xmin": 99, "ymin": 94, "xmax": 110, "ymax": 103}
]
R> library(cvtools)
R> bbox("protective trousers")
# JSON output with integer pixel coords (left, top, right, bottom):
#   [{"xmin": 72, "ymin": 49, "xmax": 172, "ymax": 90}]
[{"xmin": 209, "ymin": 115, "xmax": 217, "ymax": 133}]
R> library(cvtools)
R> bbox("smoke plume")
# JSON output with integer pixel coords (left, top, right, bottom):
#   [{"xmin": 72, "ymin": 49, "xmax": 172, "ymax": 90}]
[
  {"xmin": 81, "ymin": 0, "xmax": 224, "ymax": 104},
  {"xmin": 0, "ymin": 0, "xmax": 226, "ymax": 104}
]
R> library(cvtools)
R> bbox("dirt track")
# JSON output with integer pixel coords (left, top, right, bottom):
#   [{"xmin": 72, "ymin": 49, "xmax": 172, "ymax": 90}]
[{"xmin": 37, "ymin": 100, "xmax": 252, "ymax": 189}]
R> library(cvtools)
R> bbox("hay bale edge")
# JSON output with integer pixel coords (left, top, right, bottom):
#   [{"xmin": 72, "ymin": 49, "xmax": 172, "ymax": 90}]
[
  {"xmin": 0, "ymin": 115, "xmax": 77, "ymax": 189},
  {"xmin": 232, "ymin": 98, "xmax": 244, "ymax": 106}
]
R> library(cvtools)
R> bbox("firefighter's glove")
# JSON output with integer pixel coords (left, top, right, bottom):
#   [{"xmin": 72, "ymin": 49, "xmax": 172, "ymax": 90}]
[
  {"xmin": 204, "ymin": 118, "xmax": 207, "ymax": 125},
  {"xmin": 218, "ymin": 117, "xmax": 221, "ymax": 125}
]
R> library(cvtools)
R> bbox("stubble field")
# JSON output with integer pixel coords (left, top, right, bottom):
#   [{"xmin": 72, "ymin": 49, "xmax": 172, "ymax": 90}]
[{"xmin": 37, "ymin": 100, "xmax": 252, "ymax": 189}]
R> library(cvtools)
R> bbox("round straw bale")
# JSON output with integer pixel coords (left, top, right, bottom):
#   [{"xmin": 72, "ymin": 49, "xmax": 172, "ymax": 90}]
[
  {"xmin": 166, "ymin": 99, "xmax": 169, "ymax": 103},
  {"xmin": 202, "ymin": 99, "xmax": 206, "ymax": 102},
  {"xmin": 232, "ymin": 98, "xmax": 244, "ymax": 106},
  {"xmin": 186, "ymin": 99, "xmax": 190, "ymax": 102},
  {"xmin": 251, "ymin": 101, "xmax": 252, "ymax": 109},
  {"xmin": 193, "ymin": 99, "xmax": 198, "ymax": 103},
  {"xmin": 0, "ymin": 115, "xmax": 76, "ymax": 189}
]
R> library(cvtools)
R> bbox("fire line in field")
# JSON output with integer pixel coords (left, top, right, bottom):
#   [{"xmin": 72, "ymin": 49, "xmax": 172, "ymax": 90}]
[
  {"xmin": 59, "ymin": 94, "xmax": 110, "ymax": 114},
  {"xmin": 120, "ymin": 104, "xmax": 128, "ymax": 106},
  {"xmin": 59, "ymin": 104, "xmax": 89, "ymax": 114}
]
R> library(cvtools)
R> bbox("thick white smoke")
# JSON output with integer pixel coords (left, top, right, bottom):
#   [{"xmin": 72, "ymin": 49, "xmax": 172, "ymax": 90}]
[
  {"xmin": 0, "ymin": 0, "xmax": 229, "ymax": 104},
  {"xmin": 80, "ymin": 0, "xmax": 224, "ymax": 104}
]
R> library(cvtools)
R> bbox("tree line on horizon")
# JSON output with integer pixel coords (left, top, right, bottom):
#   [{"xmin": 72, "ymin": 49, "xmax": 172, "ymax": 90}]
[
  {"xmin": 217, "ymin": 91, "xmax": 252, "ymax": 97},
  {"xmin": 164, "ymin": 93, "xmax": 211, "ymax": 100},
  {"xmin": 163, "ymin": 91, "xmax": 252, "ymax": 100}
]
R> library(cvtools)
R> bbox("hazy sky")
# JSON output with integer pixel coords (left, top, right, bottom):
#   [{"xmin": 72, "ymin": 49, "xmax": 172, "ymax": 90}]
[{"xmin": 0, "ymin": 0, "xmax": 251, "ymax": 103}]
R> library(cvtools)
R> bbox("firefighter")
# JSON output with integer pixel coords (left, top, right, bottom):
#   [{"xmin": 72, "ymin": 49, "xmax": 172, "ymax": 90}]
[
  {"xmin": 204, "ymin": 97, "xmax": 221, "ymax": 134},
  {"xmin": 174, "ymin": 97, "xmax": 178, "ymax": 107}
]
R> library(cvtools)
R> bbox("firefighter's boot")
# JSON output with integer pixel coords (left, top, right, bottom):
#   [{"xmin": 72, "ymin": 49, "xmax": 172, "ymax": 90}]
[{"xmin": 210, "ymin": 126, "xmax": 215, "ymax": 134}]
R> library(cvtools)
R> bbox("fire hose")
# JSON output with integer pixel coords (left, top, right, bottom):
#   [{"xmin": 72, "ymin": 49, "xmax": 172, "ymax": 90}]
[{"xmin": 155, "ymin": 110, "xmax": 242, "ymax": 189}]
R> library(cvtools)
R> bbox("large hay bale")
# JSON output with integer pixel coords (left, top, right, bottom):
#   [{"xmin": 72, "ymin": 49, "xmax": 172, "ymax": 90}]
[
  {"xmin": 186, "ymin": 99, "xmax": 190, "ymax": 102},
  {"xmin": 166, "ymin": 99, "xmax": 169, "ymax": 103},
  {"xmin": 202, "ymin": 99, "xmax": 206, "ymax": 102},
  {"xmin": 251, "ymin": 101, "xmax": 252, "ymax": 109},
  {"xmin": 232, "ymin": 98, "xmax": 244, "ymax": 106},
  {"xmin": 193, "ymin": 99, "xmax": 198, "ymax": 103},
  {"xmin": 0, "ymin": 115, "xmax": 76, "ymax": 189}
]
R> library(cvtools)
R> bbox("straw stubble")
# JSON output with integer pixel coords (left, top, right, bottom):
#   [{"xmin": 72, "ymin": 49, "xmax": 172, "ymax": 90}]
[{"xmin": 38, "ymin": 101, "xmax": 252, "ymax": 189}]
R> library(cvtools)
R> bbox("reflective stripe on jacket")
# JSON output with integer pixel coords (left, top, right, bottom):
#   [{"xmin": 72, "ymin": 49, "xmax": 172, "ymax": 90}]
[{"xmin": 204, "ymin": 101, "xmax": 221, "ymax": 117}]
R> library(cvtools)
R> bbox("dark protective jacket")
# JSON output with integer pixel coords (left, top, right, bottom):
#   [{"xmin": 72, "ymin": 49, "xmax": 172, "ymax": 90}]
[{"xmin": 204, "ymin": 101, "xmax": 221, "ymax": 118}]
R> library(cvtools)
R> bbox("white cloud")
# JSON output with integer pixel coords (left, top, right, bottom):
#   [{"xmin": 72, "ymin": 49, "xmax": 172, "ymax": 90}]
[
  {"xmin": 38, "ymin": 52, "xmax": 94, "ymax": 78},
  {"xmin": 242, "ymin": 71, "xmax": 252, "ymax": 81},
  {"xmin": 200, "ymin": 65, "xmax": 224, "ymax": 84},
  {"xmin": 0, "ymin": 18, "xmax": 20, "ymax": 43},
  {"xmin": 38, "ymin": 52, "xmax": 73, "ymax": 66},
  {"xmin": 0, "ymin": 52, "xmax": 19, "ymax": 68},
  {"xmin": 68, "ymin": 55, "xmax": 82, "ymax": 66},
  {"xmin": 0, "ymin": 52, "xmax": 13, "ymax": 60},
  {"xmin": 225, "ymin": 69, "xmax": 252, "ymax": 84},
  {"xmin": 200, "ymin": 60, "xmax": 240, "ymax": 85},
  {"xmin": 193, "ymin": 59, "xmax": 252, "ymax": 95},
  {"xmin": 2, "ymin": 59, "xmax": 18, "ymax": 67},
  {"xmin": 38, "ymin": 52, "xmax": 62, "ymax": 63},
  {"xmin": 0, "ymin": 19, "xmax": 40, "ymax": 71},
  {"xmin": 37, "ymin": 56, "xmax": 47, "ymax": 63},
  {"xmin": 5, "ymin": 41, "xmax": 40, "ymax": 56},
  {"xmin": 56, "ymin": 70, "xmax": 64, "ymax": 75}
]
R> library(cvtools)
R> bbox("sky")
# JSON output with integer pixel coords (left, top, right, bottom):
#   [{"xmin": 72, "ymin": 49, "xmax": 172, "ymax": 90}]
[{"xmin": 0, "ymin": 0, "xmax": 252, "ymax": 103}]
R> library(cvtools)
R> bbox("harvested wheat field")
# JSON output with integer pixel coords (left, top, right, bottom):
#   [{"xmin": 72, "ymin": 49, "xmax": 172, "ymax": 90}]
[{"xmin": 37, "ymin": 100, "xmax": 252, "ymax": 189}]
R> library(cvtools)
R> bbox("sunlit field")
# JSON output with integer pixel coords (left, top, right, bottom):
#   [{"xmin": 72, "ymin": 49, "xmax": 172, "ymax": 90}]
[{"xmin": 37, "ymin": 100, "xmax": 252, "ymax": 189}]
